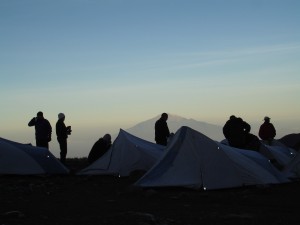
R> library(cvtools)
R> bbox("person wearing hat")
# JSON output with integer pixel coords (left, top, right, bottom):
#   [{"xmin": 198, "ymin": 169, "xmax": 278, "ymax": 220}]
[
  {"xmin": 28, "ymin": 111, "xmax": 52, "ymax": 149},
  {"xmin": 56, "ymin": 113, "xmax": 72, "ymax": 164},
  {"xmin": 259, "ymin": 116, "xmax": 276, "ymax": 145}
]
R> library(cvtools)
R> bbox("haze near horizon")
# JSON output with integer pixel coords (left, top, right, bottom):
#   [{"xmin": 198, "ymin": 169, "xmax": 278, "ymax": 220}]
[{"xmin": 1, "ymin": 0, "xmax": 299, "ymax": 157}]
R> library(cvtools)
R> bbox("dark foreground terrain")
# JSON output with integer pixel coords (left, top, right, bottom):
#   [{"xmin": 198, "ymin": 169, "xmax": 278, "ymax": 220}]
[{"xmin": 1, "ymin": 158, "xmax": 300, "ymax": 225}]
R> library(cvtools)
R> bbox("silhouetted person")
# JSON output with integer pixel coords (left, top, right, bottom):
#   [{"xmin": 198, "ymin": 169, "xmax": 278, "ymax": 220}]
[
  {"xmin": 28, "ymin": 111, "xmax": 52, "ymax": 149},
  {"xmin": 223, "ymin": 115, "xmax": 250, "ymax": 149},
  {"xmin": 245, "ymin": 132, "xmax": 261, "ymax": 151},
  {"xmin": 259, "ymin": 116, "xmax": 276, "ymax": 145},
  {"xmin": 223, "ymin": 115, "xmax": 261, "ymax": 151},
  {"xmin": 155, "ymin": 113, "xmax": 170, "ymax": 146},
  {"xmin": 88, "ymin": 134, "xmax": 112, "ymax": 164},
  {"xmin": 56, "ymin": 113, "xmax": 72, "ymax": 164}
]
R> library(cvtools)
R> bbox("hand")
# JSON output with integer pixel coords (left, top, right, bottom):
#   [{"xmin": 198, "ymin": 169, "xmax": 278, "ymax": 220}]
[{"xmin": 67, "ymin": 126, "xmax": 72, "ymax": 135}]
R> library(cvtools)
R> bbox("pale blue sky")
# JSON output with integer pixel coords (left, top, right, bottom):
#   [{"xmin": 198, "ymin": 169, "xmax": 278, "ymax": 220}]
[{"xmin": 1, "ymin": 0, "xmax": 300, "ymax": 157}]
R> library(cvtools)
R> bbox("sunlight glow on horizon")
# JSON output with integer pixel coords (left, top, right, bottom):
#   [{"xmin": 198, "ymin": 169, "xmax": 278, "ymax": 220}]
[{"xmin": 1, "ymin": 0, "xmax": 300, "ymax": 157}]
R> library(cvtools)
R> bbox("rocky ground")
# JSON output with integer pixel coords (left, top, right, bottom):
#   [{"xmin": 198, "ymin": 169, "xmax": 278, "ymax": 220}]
[{"xmin": 1, "ymin": 158, "xmax": 300, "ymax": 225}]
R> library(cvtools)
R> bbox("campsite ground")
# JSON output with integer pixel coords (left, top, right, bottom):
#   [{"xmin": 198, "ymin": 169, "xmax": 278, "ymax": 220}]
[{"xmin": 1, "ymin": 158, "xmax": 300, "ymax": 225}]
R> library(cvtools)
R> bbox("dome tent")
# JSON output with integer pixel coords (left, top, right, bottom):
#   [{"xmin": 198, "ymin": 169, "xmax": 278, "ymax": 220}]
[{"xmin": 0, "ymin": 137, "xmax": 69, "ymax": 175}]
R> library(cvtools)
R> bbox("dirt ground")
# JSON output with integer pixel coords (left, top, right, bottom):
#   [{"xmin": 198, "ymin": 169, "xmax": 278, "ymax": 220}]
[{"xmin": 1, "ymin": 158, "xmax": 300, "ymax": 225}]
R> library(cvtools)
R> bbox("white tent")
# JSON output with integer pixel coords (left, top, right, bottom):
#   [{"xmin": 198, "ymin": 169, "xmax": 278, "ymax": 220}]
[
  {"xmin": 283, "ymin": 152, "xmax": 300, "ymax": 178},
  {"xmin": 263, "ymin": 140, "xmax": 300, "ymax": 178},
  {"xmin": 78, "ymin": 129, "xmax": 165, "ymax": 176},
  {"xmin": 262, "ymin": 144, "xmax": 295, "ymax": 166},
  {"xmin": 221, "ymin": 138, "xmax": 295, "ymax": 169},
  {"xmin": 135, "ymin": 126, "xmax": 289, "ymax": 190},
  {"xmin": 0, "ymin": 137, "xmax": 69, "ymax": 175}
]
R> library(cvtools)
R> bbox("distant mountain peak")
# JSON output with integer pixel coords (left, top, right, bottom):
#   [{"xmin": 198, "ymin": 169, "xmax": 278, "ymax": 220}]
[{"xmin": 125, "ymin": 114, "xmax": 224, "ymax": 142}]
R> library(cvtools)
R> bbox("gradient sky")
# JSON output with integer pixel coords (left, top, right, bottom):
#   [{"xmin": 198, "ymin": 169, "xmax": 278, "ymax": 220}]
[{"xmin": 1, "ymin": 0, "xmax": 300, "ymax": 157}]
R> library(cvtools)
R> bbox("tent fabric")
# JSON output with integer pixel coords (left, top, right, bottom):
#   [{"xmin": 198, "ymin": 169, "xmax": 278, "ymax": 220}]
[
  {"xmin": 222, "ymin": 138, "xmax": 296, "ymax": 168},
  {"xmin": 219, "ymin": 143, "xmax": 288, "ymax": 184},
  {"xmin": 278, "ymin": 133, "xmax": 300, "ymax": 150},
  {"xmin": 264, "ymin": 140, "xmax": 299, "ymax": 178},
  {"xmin": 78, "ymin": 129, "xmax": 165, "ymax": 176},
  {"xmin": 262, "ymin": 144, "xmax": 295, "ymax": 166},
  {"xmin": 135, "ymin": 126, "xmax": 289, "ymax": 190},
  {"xmin": 283, "ymin": 152, "xmax": 300, "ymax": 178},
  {"xmin": 272, "ymin": 140, "xmax": 300, "ymax": 177},
  {"xmin": 0, "ymin": 137, "xmax": 69, "ymax": 175}
]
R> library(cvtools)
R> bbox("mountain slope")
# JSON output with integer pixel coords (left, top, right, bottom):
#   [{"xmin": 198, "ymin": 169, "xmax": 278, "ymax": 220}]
[{"xmin": 125, "ymin": 114, "xmax": 224, "ymax": 142}]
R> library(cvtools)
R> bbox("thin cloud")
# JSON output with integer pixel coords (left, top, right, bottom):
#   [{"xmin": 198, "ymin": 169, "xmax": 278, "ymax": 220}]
[
  {"xmin": 157, "ymin": 42, "xmax": 300, "ymax": 71},
  {"xmin": 175, "ymin": 43, "xmax": 300, "ymax": 59}
]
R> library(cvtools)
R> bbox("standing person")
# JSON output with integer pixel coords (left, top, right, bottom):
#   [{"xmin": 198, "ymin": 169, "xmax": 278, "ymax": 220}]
[
  {"xmin": 259, "ymin": 116, "xmax": 276, "ymax": 145},
  {"xmin": 88, "ymin": 134, "xmax": 112, "ymax": 164},
  {"xmin": 56, "ymin": 113, "xmax": 72, "ymax": 164},
  {"xmin": 28, "ymin": 111, "xmax": 52, "ymax": 149},
  {"xmin": 155, "ymin": 113, "xmax": 170, "ymax": 146}
]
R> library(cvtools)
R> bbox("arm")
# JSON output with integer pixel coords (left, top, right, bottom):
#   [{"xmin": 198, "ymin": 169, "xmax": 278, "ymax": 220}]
[
  {"xmin": 47, "ymin": 120, "xmax": 52, "ymax": 142},
  {"xmin": 271, "ymin": 124, "xmax": 276, "ymax": 138},
  {"xmin": 165, "ymin": 123, "xmax": 170, "ymax": 137},
  {"xmin": 223, "ymin": 122, "xmax": 230, "ymax": 139},
  {"xmin": 243, "ymin": 122, "xmax": 251, "ymax": 133},
  {"xmin": 258, "ymin": 125, "xmax": 263, "ymax": 139},
  {"xmin": 28, "ymin": 117, "xmax": 36, "ymax": 127}
]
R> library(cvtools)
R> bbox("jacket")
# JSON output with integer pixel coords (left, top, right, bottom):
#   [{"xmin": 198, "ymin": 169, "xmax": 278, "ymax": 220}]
[
  {"xmin": 155, "ymin": 118, "xmax": 170, "ymax": 144},
  {"xmin": 259, "ymin": 122, "xmax": 276, "ymax": 140},
  {"xmin": 56, "ymin": 119, "xmax": 68, "ymax": 141},
  {"xmin": 28, "ymin": 117, "xmax": 52, "ymax": 141}
]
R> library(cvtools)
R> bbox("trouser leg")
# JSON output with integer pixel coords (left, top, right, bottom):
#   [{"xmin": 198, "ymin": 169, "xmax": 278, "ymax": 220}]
[{"xmin": 59, "ymin": 139, "xmax": 67, "ymax": 164}]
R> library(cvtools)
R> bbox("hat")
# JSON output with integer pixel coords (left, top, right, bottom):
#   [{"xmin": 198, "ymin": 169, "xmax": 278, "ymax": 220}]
[
  {"xmin": 58, "ymin": 113, "xmax": 65, "ymax": 120},
  {"xmin": 264, "ymin": 116, "xmax": 270, "ymax": 120}
]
